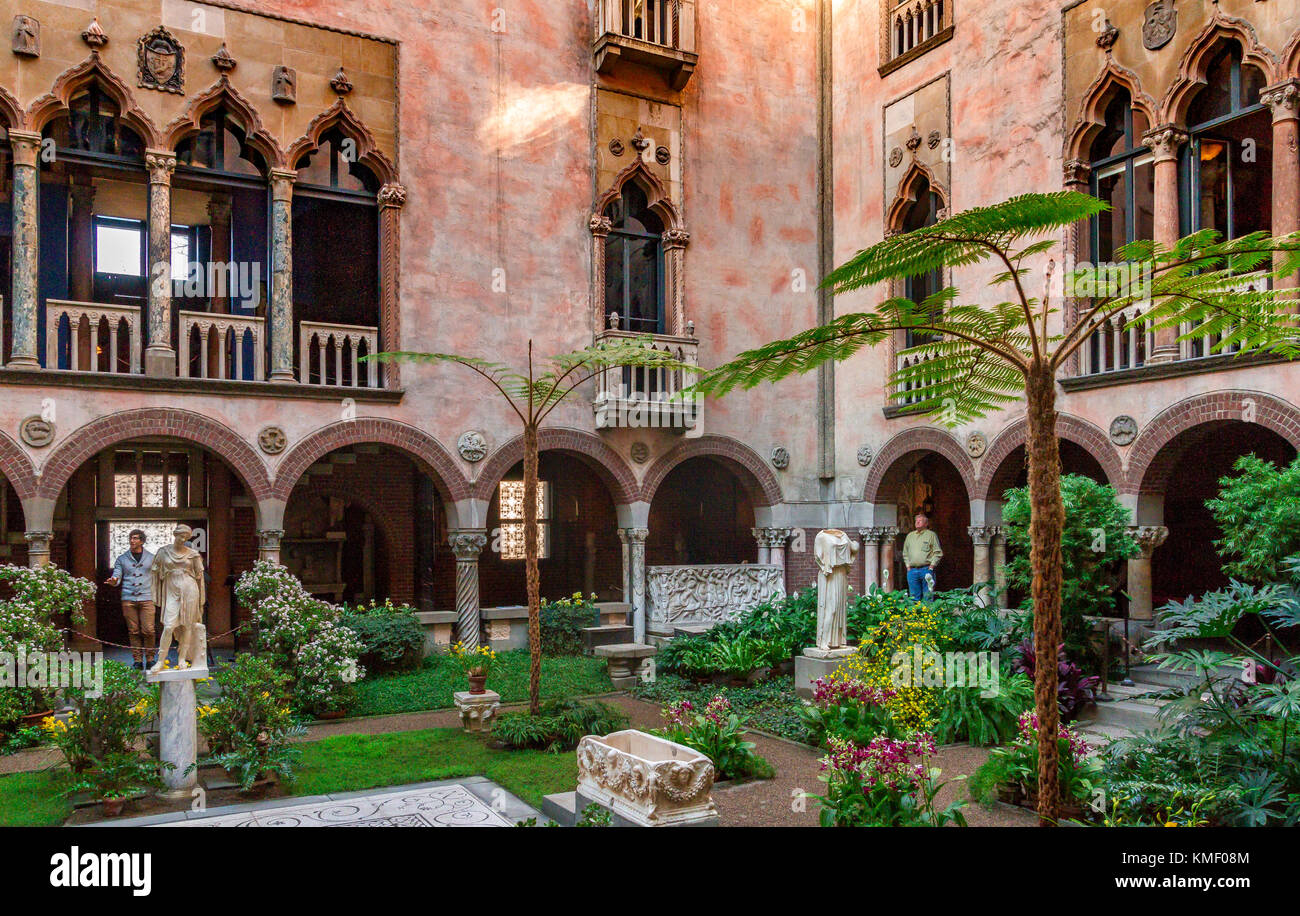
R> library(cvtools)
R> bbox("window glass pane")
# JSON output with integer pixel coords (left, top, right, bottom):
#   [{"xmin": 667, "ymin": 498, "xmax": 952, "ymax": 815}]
[
  {"xmin": 499, "ymin": 522, "xmax": 549, "ymax": 561},
  {"xmin": 96, "ymin": 224, "xmax": 143, "ymax": 275},
  {"xmin": 625, "ymin": 236, "xmax": 660, "ymax": 331},
  {"xmin": 604, "ymin": 235, "xmax": 624, "ymax": 322},
  {"xmin": 1132, "ymin": 158, "xmax": 1155, "ymax": 244},
  {"xmin": 1196, "ymin": 140, "xmax": 1230, "ymax": 237},
  {"xmin": 1096, "ymin": 168, "xmax": 1128, "ymax": 261},
  {"xmin": 1188, "ymin": 49, "xmax": 1235, "ymax": 125},
  {"xmin": 171, "ymin": 228, "xmax": 191, "ymax": 283},
  {"xmin": 108, "ymin": 521, "xmax": 184, "ymax": 563},
  {"xmin": 1241, "ymin": 65, "xmax": 1266, "ymax": 108},
  {"xmin": 114, "ymin": 474, "xmax": 138, "ymax": 508},
  {"xmin": 498, "ymin": 481, "xmax": 548, "ymax": 520}
]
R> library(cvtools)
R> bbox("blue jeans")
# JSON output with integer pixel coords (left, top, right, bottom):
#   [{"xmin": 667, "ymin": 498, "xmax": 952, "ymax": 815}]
[{"xmin": 907, "ymin": 566, "xmax": 934, "ymax": 600}]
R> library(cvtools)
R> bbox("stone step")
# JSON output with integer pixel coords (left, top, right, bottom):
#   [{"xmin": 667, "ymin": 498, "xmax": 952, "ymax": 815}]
[
  {"xmin": 1125, "ymin": 663, "xmax": 1241, "ymax": 690},
  {"xmin": 1080, "ymin": 696, "xmax": 1164, "ymax": 733},
  {"xmin": 582, "ymin": 625, "xmax": 634, "ymax": 654},
  {"xmin": 1076, "ymin": 721, "xmax": 1135, "ymax": 745},
  {"xmin": 541, "ymin": 791, "xmax": 577, "ymax": 827}
]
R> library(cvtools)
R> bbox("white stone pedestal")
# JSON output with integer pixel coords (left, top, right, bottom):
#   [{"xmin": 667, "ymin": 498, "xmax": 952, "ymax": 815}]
[
  {"xmin": 794, "ymin": 647, "xmax": 855, "ymax": 700},
  {"xmin": 453, "ymin": 690, "xmax": 500, "ymax": 732},
  {"xmin": 146, "ymin": 666, "xmax": 208, "ymax": 800}
]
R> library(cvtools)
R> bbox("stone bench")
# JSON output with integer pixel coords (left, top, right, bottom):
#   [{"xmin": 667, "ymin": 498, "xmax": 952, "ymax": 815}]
[
  {"xmin": 594, "ymin": 643, "xmax": 657, "ymax": 688},
  {"xmin": 582, "ymin": 624, "xmax": 634, "ymax": 653}
]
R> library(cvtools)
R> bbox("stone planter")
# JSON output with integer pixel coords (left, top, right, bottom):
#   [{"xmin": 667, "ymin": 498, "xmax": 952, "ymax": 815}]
[
  {"xmin": 101, "ymin": 796, "xmax": 126, "ymax": 818},
  {"xmin": 18, "ymin": 709, "xmax": 52, "ymax": 727},
  {"xmin": 576, "ymin": 730, "xmax": 718, "ymax": 827}
]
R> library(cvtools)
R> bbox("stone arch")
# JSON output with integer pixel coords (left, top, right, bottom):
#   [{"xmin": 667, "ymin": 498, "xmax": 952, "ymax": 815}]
[
  {"xmin": 885, "ymin": 160, "xmax": 949, "ymax": 231},
  {"xmin": 978, "ymin": 413, "xmax": 1124, "ymax": 502},
  {"xmin": 26, "ymin": 52, "xmax": 159, "ymax": 147},
  {"xmin": 1284, "ymin": 29, "xmax": 1300, "ymax": 79},
  {"xmin": 286, "ymin": 99, "xmax": 396, "ymax": 185},
  {"xmin": 0, "ymin": 84, "xmax": 23, "ymax": 130},
  {"xmin": 640, "ymin": 435, "xmax": 783, "ymax": 508},
  {"xmin": 1065, "ymin": 64, "xmax": 1160, "ymax": 162},
  {"xmin": 1161, "ymin": 16, "xmax": 1280, "ymax": 123},
  {"xmin": 1127, "ymin": 391, "xmax": 1300, "ymax": 495},
  {"xmin": 0, "ymin": 432, "xmax": 37, "ymax": 501},
  {"xmin": 862, "ymin": 426, "xmax": 976, "ymax": 504},
  {"xmin": 271, "ymin": 419, "xmax": 470, "ymax": 505},
  {"xmin": 594, "ymin": 156, "xmax": 683, "ymax": 231},
  {"xmin": 472, "ymin": 428, "xmax": 639, "ymax": 506},
  {"xmin": 162, "ymin": 75, "xmax": 285, "ymax": 169},
  {"xmin": 35, "ymin": 409, "xmax": 272, "ymax": 503}
]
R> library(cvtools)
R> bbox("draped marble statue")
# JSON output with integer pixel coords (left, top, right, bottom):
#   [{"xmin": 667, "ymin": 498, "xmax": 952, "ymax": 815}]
[
  {"xmin": 149, "ymin": 524, "xmax": 207, "ymax": 672},
  {"xmin": 811, "ymin": 529, "xmax": 857, "ymax": 656}
]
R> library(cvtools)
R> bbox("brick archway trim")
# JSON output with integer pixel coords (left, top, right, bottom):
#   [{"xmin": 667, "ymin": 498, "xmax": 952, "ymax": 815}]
[
  {"xmin": 1126, "ymin": 390, "xmax": 1300, "ymax": 495},
  {"xmin": 640, "ymin": 435, "xmax": 783, "ymax": 507},
  {"xmin": 36, "ymin": 409, "xmax": 271, "ymax": 502},
  {"xmin": 471, "ymin": 427, "xmax": 638, "ymax": 505},
  {"xmin": 862, "ymin": 426, "xmax": 976, "ymax": 503},
  {"xmin": 0, "ymin": 431, "xmax": 37, "ymax": 501},
  {"xmin": 978, "ymin": 413, "xmax": 1123, "ymax": 501},
  {"xmin": 272, "ymin": 419, "xmax": 470, "ymax": 504}
]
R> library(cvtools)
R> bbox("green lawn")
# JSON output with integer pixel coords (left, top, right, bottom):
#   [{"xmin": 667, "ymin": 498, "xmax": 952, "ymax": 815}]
[
  {"xmin": 0, "ymin": 770, "xmax": 71, "ymax": 827},
  {"xmin": 291, "ymin": 727, "xmax": 576, "ymax": 810},
  {"xmin": 351, "ymin": 650, "xmax": 612, "ymax": 717}
]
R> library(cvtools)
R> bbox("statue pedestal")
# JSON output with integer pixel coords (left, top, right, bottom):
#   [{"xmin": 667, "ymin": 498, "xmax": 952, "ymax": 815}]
[
  {"xmin": 795, "ymin": 647, "xmax": 855, "ymax": 700},
  {"xmin": 453, "ymin": 690, "xmax": 500, "ymax": 733},
  {"xmin": 146, "ymin": 666, "xmax": 209, "ymax": 800}
]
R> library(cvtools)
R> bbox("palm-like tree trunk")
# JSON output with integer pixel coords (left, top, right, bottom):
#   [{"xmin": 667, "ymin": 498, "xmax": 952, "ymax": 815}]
[
  {"xmin": 523, "ymin": 422, "xmax": 542, "ymax": 715},
  {"xmin": 1025, "ymin": 361, "xmax": 1063, "ymax": 825}
]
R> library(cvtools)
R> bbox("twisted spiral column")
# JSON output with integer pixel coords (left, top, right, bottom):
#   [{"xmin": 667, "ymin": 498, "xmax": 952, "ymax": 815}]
[{"xmin": 450, "ymin": 530, "xmax": 488, "ymax": 647}]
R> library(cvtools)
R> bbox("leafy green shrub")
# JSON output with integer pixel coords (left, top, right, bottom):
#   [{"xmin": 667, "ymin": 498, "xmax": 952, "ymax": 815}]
[
  {"xmin": 494, "ymin": 699, "xmax": 629, "ymax": 752},
  {"xmin": 540, "ymin": 593, "xmax": 600, "ymax": 656},
  {"xmin": 659, "ymin": 695, "xmax": 773, "ymax": 781},
  {"xmin": 1207, "ymin": 454, "xmax": 1300, "ymax": 584},
  {"xmin": 0, "ymin": 564, "xmax": 94, "ymax": 726},
  {"xmin": 40, "ymin": 660, "xmax": 149, "ymax": 773},
  {"xmin": 341, "ymin": 600, "xmax": 424, "ymax": 674},
  {"xmin": 798, "ymin": 677, "xmax": 900, "ymax": 747},
  {"xmin": 61, "ymin": 750, "xmax": 166, "ymax": 801},
  {"xmin": 969, "ymin": 712, "xmax": 1102, "ymax": 814},
  {"xmin": 933, "ymin": 670, "xmax": 1033, "ymax": 746},
  {"xmin": 197, "ymin": 654, "xmax": 306, "ymax": 789}
]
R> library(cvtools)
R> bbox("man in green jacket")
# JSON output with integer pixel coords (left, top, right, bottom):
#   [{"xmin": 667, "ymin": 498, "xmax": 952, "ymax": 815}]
[{"xmin": 902, "ymin": 513, "xmax": 943, "ymax": 600}]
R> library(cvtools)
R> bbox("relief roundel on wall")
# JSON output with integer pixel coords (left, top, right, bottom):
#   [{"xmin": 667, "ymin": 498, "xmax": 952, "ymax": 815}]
[
  {"xmin": 1109, "ymin": 415, "xmax": 1138, "ymax": 447},
  {"xmin": 1141, "ymin": 0, "xmax": 1177, "ymax": 51},
  {"xmin": 137, "ymin": 25, "xmax": 184, "ymax": 94},
  {"xmin": 19, "ymin": 415, "xmax": 54, "ymax": 448},
  {"xmin": 258, "ymin": 426, "xmax": 288, "ymax": 455}
]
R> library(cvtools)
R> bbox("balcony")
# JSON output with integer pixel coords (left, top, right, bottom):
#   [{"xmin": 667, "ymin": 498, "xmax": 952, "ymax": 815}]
[
  {"xmin": 887, "ymin": 343, "xmax": 941, "ymax": 412},
  {"xmin": 299, "ymin": 321, "xmax": 380, "ymax": 388},
  {"xmin": 880, "ymin": 0, "xmax": 954, "ymax": 77},
  {"xmin": 594, "ymin": 0, "xmax": 698, "ymax": 91},
  {"xmin": 592, "ymin": 328, "xmax": 700, "ymax": 432},
  {"xmin": 180, "ymin": 311, "xmax": 265, "ymax": 381},
  {"xmin": 45, "ymin": 300, "xmax": 143, "ymax": 374}
]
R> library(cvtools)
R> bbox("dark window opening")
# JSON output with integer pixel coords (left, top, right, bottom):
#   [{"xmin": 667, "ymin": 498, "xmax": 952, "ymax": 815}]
[{"xmin": 603, "ymin": 182, "xmax": 665, "ymax": 334}]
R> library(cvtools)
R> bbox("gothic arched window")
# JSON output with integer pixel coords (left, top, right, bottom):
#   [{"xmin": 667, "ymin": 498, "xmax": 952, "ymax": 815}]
[
  {"xmin": 1089, "ymin": 91, "xmax": 1154, "ymax": 263},
  {"xmin": 901, "ymin": 175, "xmax": 943, "ymax": 349},
  {"xmin": 603, "ymin": 182, "xmax": 664, "ymax": 334}
]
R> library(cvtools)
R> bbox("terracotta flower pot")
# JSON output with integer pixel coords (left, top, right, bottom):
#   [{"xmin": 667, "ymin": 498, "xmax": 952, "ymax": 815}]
[
  {"xmin": 467, "ymin": 674, "xmax": 488, "ymax": 695},
  {"xmin": 101, "ymin": 797, "xmax": 125, "ymax": 818},
  {"xmin": 19, "ymin": 710, "xmax": 52, "ymax": 727}
]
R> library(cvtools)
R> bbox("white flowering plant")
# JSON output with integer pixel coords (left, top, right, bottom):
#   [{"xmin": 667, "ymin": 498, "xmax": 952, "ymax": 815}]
[{"xmin": 0, "ymin": 564, "xmax": 94, "ymax": 726}]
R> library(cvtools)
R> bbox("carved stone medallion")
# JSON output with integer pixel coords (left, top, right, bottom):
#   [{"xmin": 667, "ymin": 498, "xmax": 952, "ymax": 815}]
[
  {"xmin": 1142, "ymin": 0, "xmax": 1176, "ymax": 51},
  {"xmin": 211, "ymin": 42, "xmax": 236, "ymax": 73},
  {"xmin": 655, "ymin": 145, "xmax": 671, "ymax": 164},
  {"xmin": 457, "ymin": 430, "xmax": 488, "ymax": 463},
  {"xmin": 857, "ymin": 445, "xmax": 873, "ymax": 467},
  {"xmin": 330, "ymin": 65, "xmax": 353, "ymax": 95},
  {"xmin": 608, "ymin": 138, "xmax": 625, "ymax": 157},
  {"xmin": 1109, "ymin": 415, "xmax": 1138, "ymax": 447},
  {"xmin": 770, "ymin": 446, "xmax": 790, "ymax": 470},
  {"xmin": 137, "ymin": 26, "xmax": 184, "ymax": 93},
  {"xmin": 927, "ymin": 130, "xmax": 942, "ymax": 150},
  {"xmin": 257, "ymin": 426, "xmax": 287, "ymax": 455},
  {"xmin": 81, "ymin": 17, "xmax": 107, "ymax": 49},
  {"xmin": 889, "ymin": 147, "xmax": 903, "ymax": 168},
  {"xmin": 19, "ymin": 415, "xmax": 53, "ymax": 448},
  {"xmin": 965, "ymin": 431, "xmax": 987, "ymax": 459},
  {"xmin": 630, "ymin": 441, "xmax": 650, "ymax": 464},
  {"xmin": 271, "ymin": 66, "xmax": 296, "ymax": 104},
  {"xmin": 12, "ymin": 15, "xmax": 39, "ymax": 58}
]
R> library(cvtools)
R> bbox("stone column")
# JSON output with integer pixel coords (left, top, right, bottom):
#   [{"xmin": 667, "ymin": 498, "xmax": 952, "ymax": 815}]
[
  {"xmin": 617, "ymin": 527, "xmax": 631, "ymax": 603},
  {"xmin": 752, "ymin": 527, "xmax": 771, "ymax": 565},
  {"xmin": 626, "ymin": 527, "xmax": 648, "ymax": 643},
  {"xmin": 1127, "ymin": 525, "xmax": 1168, "ymax": 620},
  {"xmin": 8, "ymin": 130, "xmax": 42, "ymax": 368},
  {"xmin": 768, "ymin": 527, "xmax": 791, "ymax": 592},
  {"xmin": 206, "ymin": 194, "xmax": 233, "ymax": 313},
  {"xmin": 257, "ymin": 528, "xmax": 284, "ymax": 564},
  {"xmin": 661, "ymin": 228, "xmax": 690, "ymax": 334},
  {"xmin": 377, "ymin": 183, "xmax": 406, "ymax": 386},
  {"xmin": 589, "ymin": 215, "xmax": 611, "ymax": 333},
  {"xmin": 144, "ymin": 151, "xmax": 177, "ymax": 377},
  {"xmin": 878, "ymin": 526, "xmax": 899, "ymax": 592},
  {"xmin": 449, "ymin": 530, "xmax": 488, "ymax": 648},
  {"xmin": 968, "ymin": 525, "xmax": 995, "ymax": 605},
  {"xmin": 1142, "ymin": 126, "xmax": 1187, "ymax": 363},
  {"xmin": 858, "ymin": 528, "xmax": 884, "ymax": 590},
  {"xmin": 147, "ymin": 667, "xmax": 206, "ymax": 800},
  {"xmin": 268, "ymin": 168, "xmax": 297, "ymax": 382},
  {"xmin": 1262, "ymin": 80, "xmax": 1300, "ymax": 291},
  {"xmin": 68, "ymin": 181, "xmax": 97, "ymax": 303},
  {"xmin": 24, "ymin": 529, "xmax": 51, "ymax": 567},
  {"xmin": 992, "ymin": 526, "xmax": 1009, "ymax": 609}
]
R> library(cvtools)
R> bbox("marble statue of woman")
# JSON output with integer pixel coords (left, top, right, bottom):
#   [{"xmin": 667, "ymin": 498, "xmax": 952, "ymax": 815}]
[
  {"xmin": 812, "ymin": 529, "xmax": 857, "ymax": 655},
  {"xmin": 149, "ymin": 524, "xmax": 207, "ymax": 672}
]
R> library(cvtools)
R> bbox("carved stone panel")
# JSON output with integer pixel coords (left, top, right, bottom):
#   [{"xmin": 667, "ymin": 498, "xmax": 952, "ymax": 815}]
[
  {"xmin": 646, "ymin": 564, "xmax": 786, "ymax": 635},
  {"xmin": 138, "ymin": 26, "xmax": 184, "ymax": 94},
  {"xmin": 12, "ymin": 15, "xmax": 39, "ymax": 58},
  {"xmin": 1142, "ymin": 1, "xmax": 1177, "ymax": 51},
  {"xmin": 272, "ymin": 66, "xmax": 296, "ymax": 104}
]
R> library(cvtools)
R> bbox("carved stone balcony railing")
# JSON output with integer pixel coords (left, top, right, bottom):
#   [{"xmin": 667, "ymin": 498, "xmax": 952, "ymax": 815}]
[
  {"xmin": 179, "ymin": 311, "xmax": 265, "ymax": 381},
  {"xmin": 880, "ymin": 0, "xmax": 954, "ymax": 76},
  {"xmin": 892, "ymin": 343, "xmax": 941, "ymax": 408},
  {"xmin": 45, "ymin": 300, "xmax": 142, "ymax": 374},
  {"xmin": 645, "ymin": 564, "xmax": 785, "ymax": 637},
  {"xmin": 592, "ymin": 329, "xmax": 699, "ymax": 432},
  {"xmin": 595, "ymin": 0, "xmax": 697, "ymax": 90},
  {"xmin": 299, "ymin": 320, "xmax": 380, "ymax": 388}
]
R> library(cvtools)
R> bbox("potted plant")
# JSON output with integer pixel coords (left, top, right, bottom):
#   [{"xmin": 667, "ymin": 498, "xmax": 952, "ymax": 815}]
[
  {"xmin": 450, "ymin": 642, "xmax": 497, "ymax": 694},
  {"xmin": 61, "ymin": 750, "xmax": 167, "ymax": 818}
]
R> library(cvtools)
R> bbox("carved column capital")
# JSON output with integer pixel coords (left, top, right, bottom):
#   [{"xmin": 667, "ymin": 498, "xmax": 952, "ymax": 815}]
[
  {"xmin": 257, "ymin": 528, "xmax": 284, "ymax": 550},
  {"xmin": 145, "ymin": 149, "xmax": 177, "ymax": 184},
  {"xmin": 1141, "ymin": 125, "xmax": 1187, "ymax": 163},
  {"xmin": 661, "ymin": 228, "xmax": 691, "ymax": 249},
  {"xmin": 1063, "ymin": 159, "xmax": 1090, "ymax": 188},
  {"xmin": 589, "ymin": 214, "xmax": 612, "ymax": 237},
  {"xmin": 24, "ymin": 530, "xmax": 52, "ymax": 566},
  {"xmin": 1261, "ymin": 79, "xmax": 1300, "ymax": 123},
  {"xmin": 378, "ymin": 182, "xmax": 407, "ymax": 208},
  {"xmin": 967, "ymin": 525, "xmax": 996, "ymax": 546},
  {"xmin": 1130, "ymin": 525, "xmax": 1169, "ymax": 558},
  {"xmin": 269, "ymin": 168, "xmax": 297, "ymax": 200},
  {"xmin": 8, "ymin": 129, "xmax": 42, "ymax": 167},
  {"xmin": 449, "ymin": 530, "xmax": 488, "ymax": 560}
]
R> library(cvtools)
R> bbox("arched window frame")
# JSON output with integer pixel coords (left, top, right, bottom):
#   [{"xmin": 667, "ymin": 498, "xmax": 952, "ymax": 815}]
[
  {"xmin": 1088, "ymin": 92, "xmax": 1154, "ymax": 264},
  {"xmin": 602, "ymin": 181, "xmax": 666, "ymax": 334}
]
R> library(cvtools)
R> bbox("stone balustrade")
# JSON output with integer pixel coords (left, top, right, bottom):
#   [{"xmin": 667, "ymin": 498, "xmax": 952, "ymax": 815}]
[
  {"xmin": 179, "ymin": 311, "xmax": 265, "ymax": 381},
  {"xmin": 298, "ymin": 320, "xmax": 381, "ymax": 388},
  {"xmin": 44, "ymin": 299, "xmax": 143, "ymax": 374}
]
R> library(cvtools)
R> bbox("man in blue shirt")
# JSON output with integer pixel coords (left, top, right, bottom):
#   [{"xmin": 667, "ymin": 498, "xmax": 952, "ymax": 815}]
[{"xmin": 106, "ymin": 530, "xmax": 156, "ymax": 669}]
